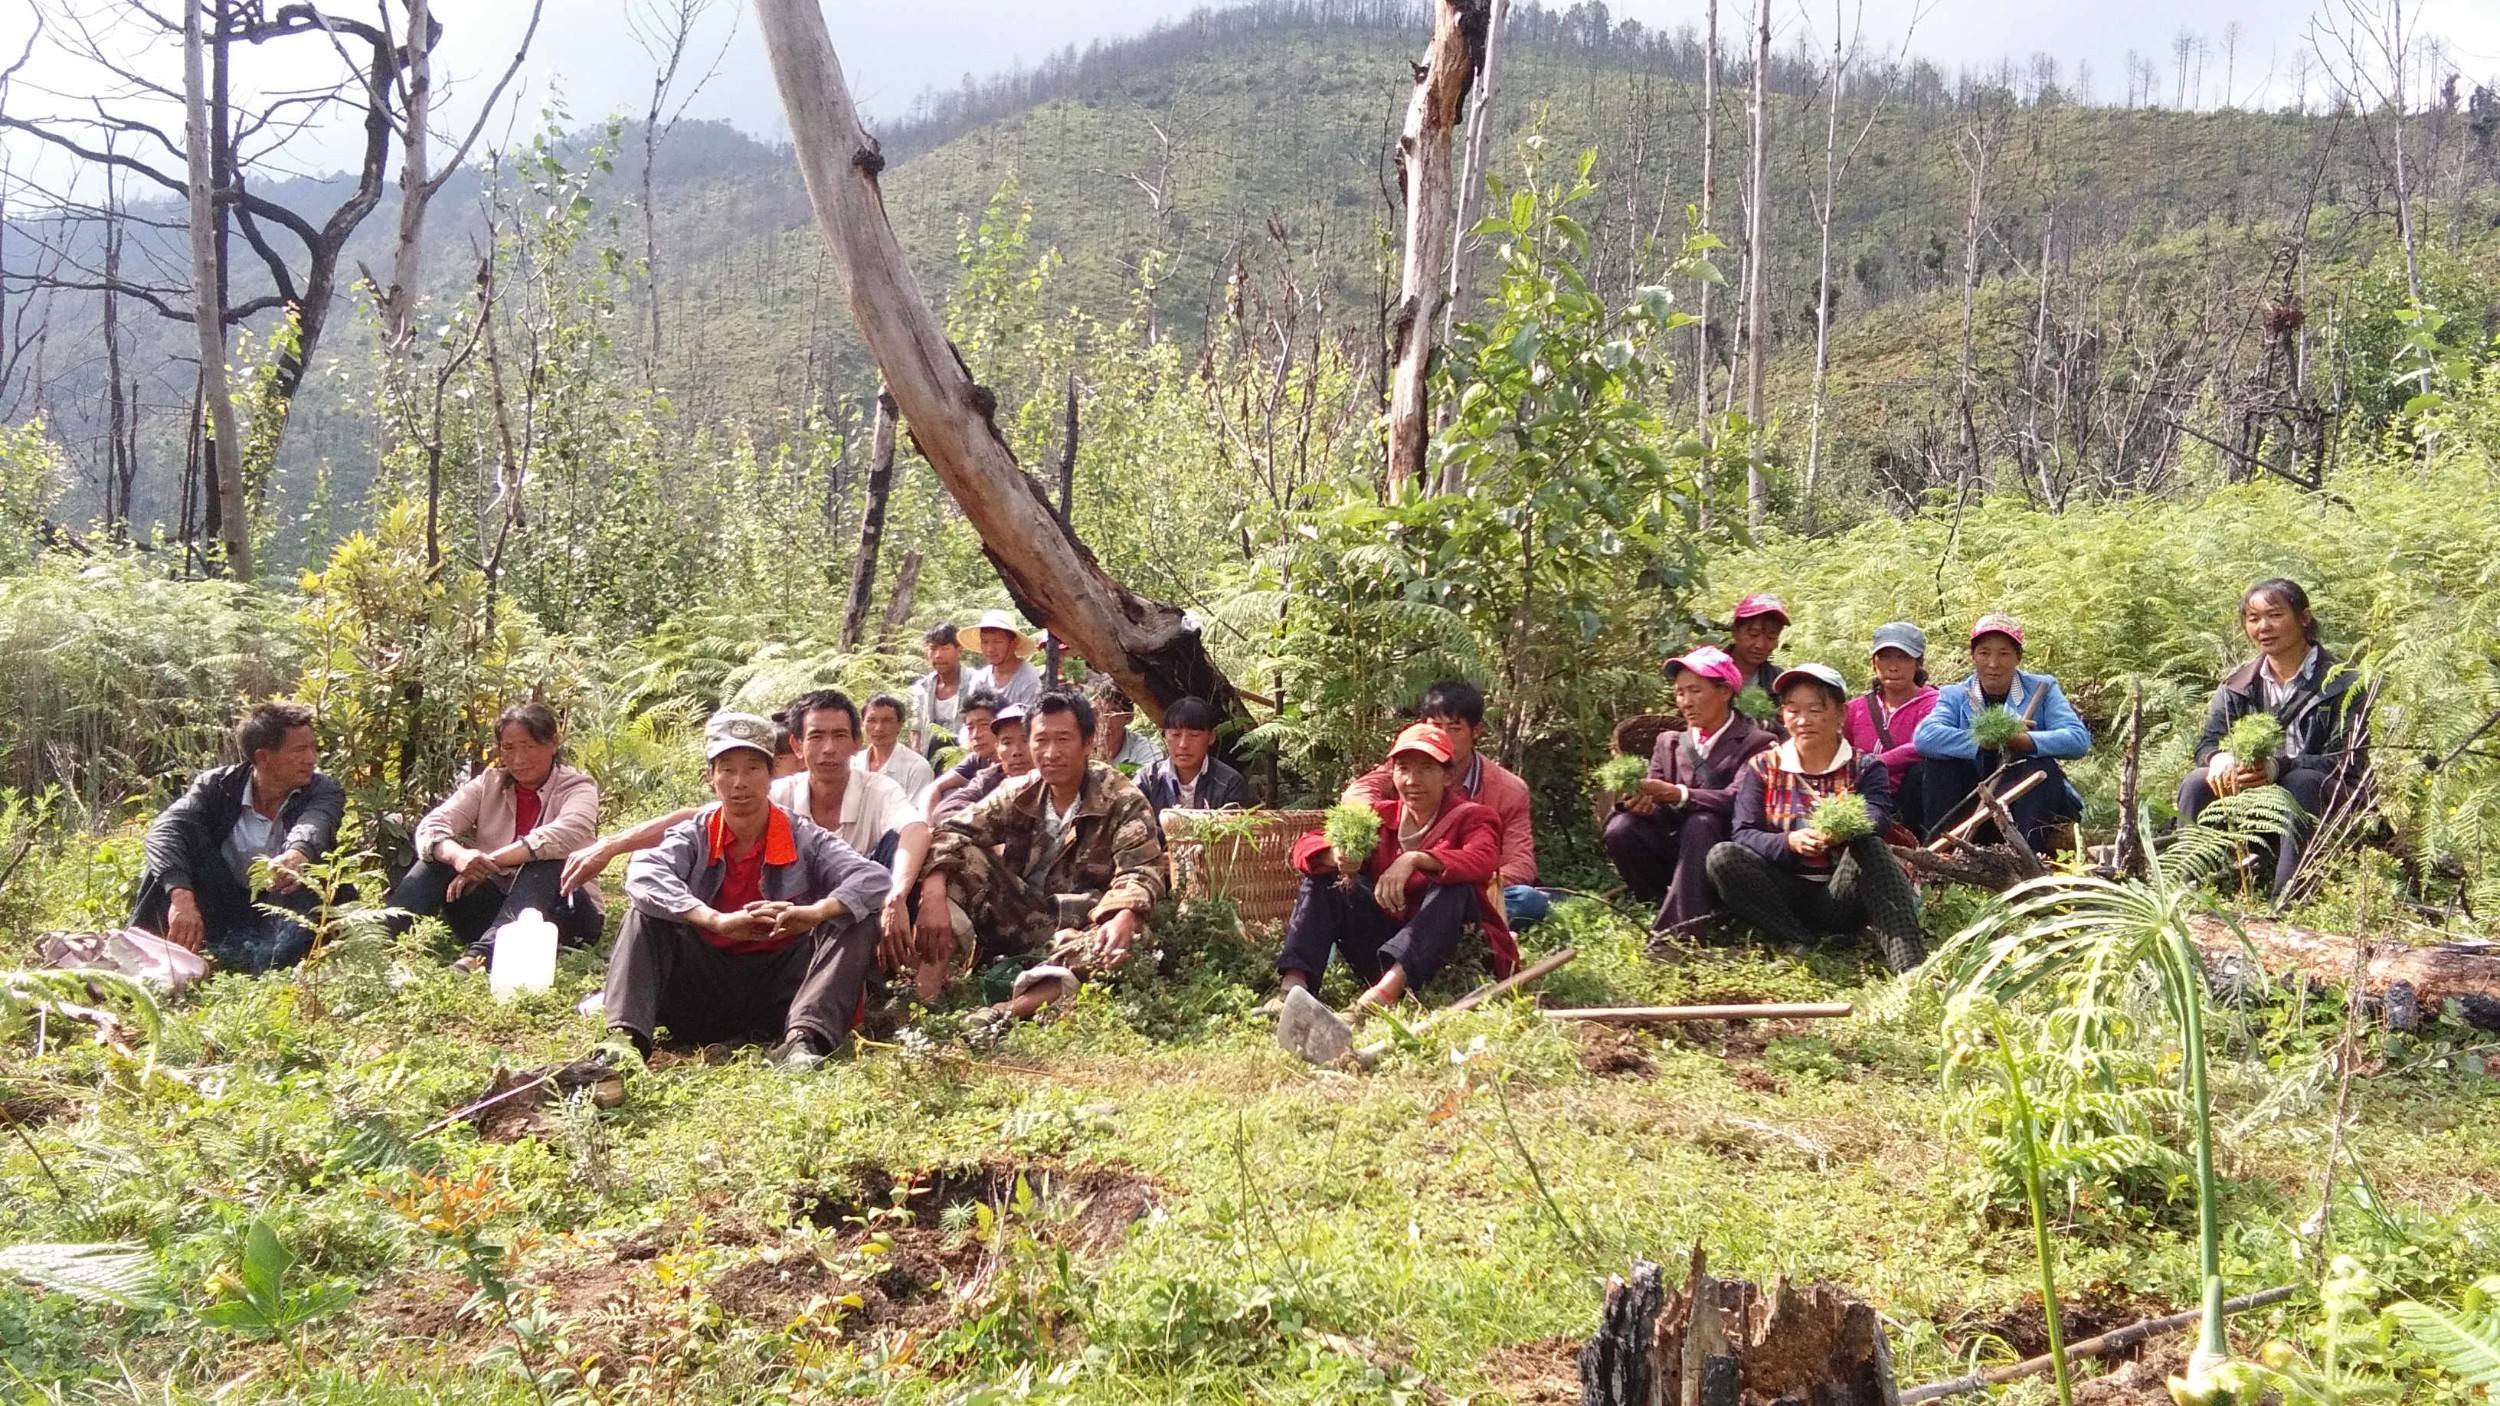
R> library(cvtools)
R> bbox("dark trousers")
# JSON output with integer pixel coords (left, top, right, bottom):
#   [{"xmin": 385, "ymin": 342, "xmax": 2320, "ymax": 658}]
[
  {"xmin": 1276, "ymin": 875, "xmax": 1474, "ymax": 990},
  {"xmin": 1704, "ymin": 837, "xmax": 1926, "ymax": 972},
  {"xmin": 602, "ymin": 907, "xmax": 879, "ymax": 1047},
  {"xmin": 2176, "ymin": 767, "xmax": 2328, "ymax": 894},
  {"xmin": 1600, "ymin": 807, "xmax": 1732, "ymax": 936},
  {"xmin": 1889, "ymin": 763, "xmax": 1932, "ymax": 839},
  {"xmin": 1919, "ymin": 753, "xmax": 2079, "ymax": 851},
  {"xmin": 131, "ymin": 862, "xmax": 323, "ymax": 976},
  {"xmin": 387, "ymin": 859, "xmax": 604, "ymax": 956}
]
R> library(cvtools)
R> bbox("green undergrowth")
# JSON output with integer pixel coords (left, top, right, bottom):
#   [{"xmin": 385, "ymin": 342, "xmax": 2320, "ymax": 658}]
[{"xmin": 5, "ymin": 875, "xmax": 2498, "ymax": 1405}]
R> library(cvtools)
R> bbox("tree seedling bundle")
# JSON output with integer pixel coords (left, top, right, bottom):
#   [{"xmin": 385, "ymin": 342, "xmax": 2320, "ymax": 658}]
[
  {"xmin": 1323, "ymin": 802, "xmax": 1382, "ymax": 881},
  {"xmin": 1972, "ymin": 705, "xmax": 2026, "ymax": 751},
  {"xmin": 2219, "ymin": 711, "xmax": 2286, "ymax": 764},
  {"xmin": 1807, "ymin": 791, "xmax": 1876, "ymax": 843},
  {"xmin": 1594, "ymin": 754, "xmax": 1650, "ymax": 795},
  {"xmin": 1735, "ymin": 685, "xmax": 1777, "ymax": 722}
]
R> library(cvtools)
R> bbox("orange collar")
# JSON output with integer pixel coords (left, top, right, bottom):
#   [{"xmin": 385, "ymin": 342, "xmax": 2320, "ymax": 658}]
[{"xmin": 706, "ymin": 804, "xmax": 796, "ymax": 867}]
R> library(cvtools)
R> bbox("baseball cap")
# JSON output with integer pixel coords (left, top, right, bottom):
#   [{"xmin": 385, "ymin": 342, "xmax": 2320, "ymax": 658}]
[
  {"xmin": 1665, "ymin": 645, "xmax": 1745, "ymax": 691},
  {"xmin": 1386, "ymin": 721, "xmax": 1455, "ymax": 765},
  {"xmin": 1731, "ymin": 592, "xmax": 1790, "ymax": 625},
  {"xmin": 1871, "ymin": 621, "xmax": 1928, "ymax": 659},
  {"xmin": 703, "ymin": 711, "xmax": 779, "ymax": 762},
  {"xmin": 1772, "ymin": 662, "xmax": 1849, "ymax": 699},
  {"xmin": 975, "ymin": 608, "xmax": 1031, "ymax": 639},
  {"xmin": 1970, "ymin": 614, "xmax": 2025, "ymax": 650},
  {"xmin": 991, "ymin": 703, "xmax": 1029, "ymax": 729}
]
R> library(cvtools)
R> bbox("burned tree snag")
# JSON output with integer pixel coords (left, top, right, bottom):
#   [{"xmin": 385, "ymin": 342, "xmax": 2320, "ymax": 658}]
[
  {"xmin": 1384, "ymin": 0, "xmax": 1486, "ymax": 495},
  {"xmin": 752, "ymin": 0, "xmax": 1242, "ymax": 724},
  {"xmin": 1582, "ymin": 1245, "xmax": 1901, "ymax": 1406},
  {"xmin": 838, "ymin": 387, "xmax": 897, "ymax": 651}
]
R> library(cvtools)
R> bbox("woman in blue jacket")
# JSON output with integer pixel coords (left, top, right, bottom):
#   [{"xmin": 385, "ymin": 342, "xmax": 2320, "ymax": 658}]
[{"xmin": 1912, "ymin": 614, "xmax": 2091, "ymax": 852}]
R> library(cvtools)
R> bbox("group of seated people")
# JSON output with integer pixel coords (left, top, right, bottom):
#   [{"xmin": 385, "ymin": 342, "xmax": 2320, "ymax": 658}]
[
  {"xmin": 1599, "ymin": 578, "xmax": 2364, "ymax": 967},
  {"xmin": 126, "ymin": 576, "xmax": 2360, "ymax": 1051}
]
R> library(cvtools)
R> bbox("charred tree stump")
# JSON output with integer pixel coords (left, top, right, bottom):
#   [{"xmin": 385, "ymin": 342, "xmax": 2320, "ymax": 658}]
[{"xmin": 1581, "ymin": 1245, "xmax": 1899, "ymax": 1406}]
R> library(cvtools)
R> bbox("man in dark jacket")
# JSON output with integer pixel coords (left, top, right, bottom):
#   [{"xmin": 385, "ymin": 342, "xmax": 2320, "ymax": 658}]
[
  {"xmin": 131, "ymin": 701, "xmax": 345, "ymax": 974},
  {"xmin": 1601, "ymin": 646, "xmax": 1778, "ymax": 940},
  {"xmin": 1136, "ymin": 696, "xmax": 1249, "ymax": 816}
]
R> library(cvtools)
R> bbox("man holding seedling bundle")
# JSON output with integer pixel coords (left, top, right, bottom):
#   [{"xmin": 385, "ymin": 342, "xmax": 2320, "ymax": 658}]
[
  {"xmin": 1342, "ymin": 680, "xmax": 1544, "ymax": 925},
  {"xmin": 603, "ymin": 712, "xmax": 890, "ymax": 1069},
  {"xmin": 1276, "ymin": 722, "xmax": 1515, "ymax": 1012},
  {"xmin": 1706, "ymin": 664, "xmax": 1926, "ymax": 972},
  {"xmin": 1600, "ymin": 646, "xmax": 1778, "ymax": 942},
  {"xmin": 1912, "ymin": 615, "xmax": 2091, "ymax": 853}
]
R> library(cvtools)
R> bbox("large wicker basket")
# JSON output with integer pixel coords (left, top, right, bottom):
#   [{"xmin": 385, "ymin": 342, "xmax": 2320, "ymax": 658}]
[{"xmin": 1161, "ymin": 807, "xmax": 1326, "ymax": 927}]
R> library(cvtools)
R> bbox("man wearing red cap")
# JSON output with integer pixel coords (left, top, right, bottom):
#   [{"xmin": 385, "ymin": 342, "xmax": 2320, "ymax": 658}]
[
  {"xmin": 1276, "ymin": 721, "xmax": 1514, "ymax": 1011},
  {"xmin": 1726, "ymin": 593, "xmax": 1790, "ymax": 701},
  {"xmin": 1340, "ymin": 679, "xmax": 1541, "ymax": 923},
  {"xmin": 1911, "ymin": 613, "xmax": 2091, "ymax": 852},
  {"xmin": 1601, "ymin": 645, "xmax": 1778, "ymax": 942}
]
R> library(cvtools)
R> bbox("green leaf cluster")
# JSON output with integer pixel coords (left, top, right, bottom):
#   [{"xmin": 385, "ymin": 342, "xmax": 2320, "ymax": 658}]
[{"xmin": 1321, "ymin": 802, "xmax": 1381, "ymax": 871}]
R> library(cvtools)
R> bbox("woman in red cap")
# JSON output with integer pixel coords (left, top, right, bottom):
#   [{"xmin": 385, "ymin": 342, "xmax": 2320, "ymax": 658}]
[
  {"xmin": 1725, "ymin": 592, "xmax": 1790, "ymax": 698},
  {"xmin": 1911, "ymin": 614, "xmax": 2091, "ymax": 852},
  {"xmin": 1601, "ymin": 646, "xmax": 1778, "ymax": 942},
  {"xmin": 1273, "ymin": 722, "xmax": 1515, "ymax": 1011},
  {"xmin": 1706, "ymin": 663, "xmax": 1926, "ymax": 972}
]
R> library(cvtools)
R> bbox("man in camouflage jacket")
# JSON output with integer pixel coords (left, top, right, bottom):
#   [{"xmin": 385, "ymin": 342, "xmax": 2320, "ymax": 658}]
[{"xmin": 914, "ymin": 690, "xmax": 1169, "ymax": 1020}]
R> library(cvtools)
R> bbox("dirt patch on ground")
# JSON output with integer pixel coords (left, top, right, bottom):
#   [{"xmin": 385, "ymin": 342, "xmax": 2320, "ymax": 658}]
[
  {"xmin": 1476, "ymin": 1333, "xmax": 1582, "ymax": 1403},
  {"xmin": 788, "ymin": 1157, "xmax": 1159, "ymax": 1258},
  {"xmin": 2072, "ymin": 1345, "xmax": 2187, "ymax": 1404},
  {"xmin": 1962, "ymin": 1288, "xmax": 2175, "ymax": 1362},
  {"xmin": 1574, "ymin": 1024, "xmax": 1657, "ymax": 1078}
]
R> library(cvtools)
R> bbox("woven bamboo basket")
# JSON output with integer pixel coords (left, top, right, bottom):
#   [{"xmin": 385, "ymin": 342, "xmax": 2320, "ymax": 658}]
[{"xmin": 1161, "ymin": 807, "xmax": 1326, "ymax": 927}]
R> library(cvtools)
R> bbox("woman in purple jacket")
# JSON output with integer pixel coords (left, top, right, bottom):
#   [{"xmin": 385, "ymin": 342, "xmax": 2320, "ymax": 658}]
[{"xmin": 1600, "ymin": 646, "xmax": 1778, "ymax": 939}]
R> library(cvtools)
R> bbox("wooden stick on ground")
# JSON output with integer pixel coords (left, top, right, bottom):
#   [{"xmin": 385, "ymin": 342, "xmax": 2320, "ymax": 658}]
[
  {"xmin": 1898, "ymin": 1284, "xmax": 2298, "ymax": 1403},
  {"xmin": 1544, "ymin": 1003, "xmax": 1853, "ymax": 1024}
]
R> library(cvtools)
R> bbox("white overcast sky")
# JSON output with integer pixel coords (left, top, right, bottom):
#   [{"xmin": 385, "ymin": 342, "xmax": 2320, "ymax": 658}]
[{"xmin": 4, "ymin": 0, "xmax": 2498, "ymax": 192}]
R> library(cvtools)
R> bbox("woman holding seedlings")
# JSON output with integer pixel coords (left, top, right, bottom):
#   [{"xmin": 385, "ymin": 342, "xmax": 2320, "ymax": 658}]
[
  {"xmin": 1600, "ymin": 645, "xmax": 1779, "ymax": 940},
  {"xmin": 1706, "ymin": 663, "xmax": 1926, "ymax": 973},
  {"xmin": 2177, "ymin": 578, "xmax": 2363, "ymax": 893},
  {"xmin": 1912, "ymin": 614, "xmax": 2091, "ymax": 853}
]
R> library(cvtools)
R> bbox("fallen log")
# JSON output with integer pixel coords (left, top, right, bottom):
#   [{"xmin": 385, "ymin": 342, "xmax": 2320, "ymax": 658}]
[
  {"xmin": 1581, "ymin": 1244, "xmax": 1897, "ymax": 1406},
  {"xmin": 1895, "ymin": 842, "xmax": 2035, "ymax": 892},
  {"xmin": 1899, "ymin": 1283, "xmax": 2298, "ymax": 1403},
  {"xmin": 2190, "ymin": 915, "xmax": 2500, "ymax": 1031},
  {"xmin": 1545, "ymin": 1003, "xmax": 1854, "ymax": 1024}
]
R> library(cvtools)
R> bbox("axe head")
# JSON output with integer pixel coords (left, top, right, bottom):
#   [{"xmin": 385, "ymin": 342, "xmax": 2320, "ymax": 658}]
[{"xmin": 1275, "ymin": 984, "xmax": 1354, "ymax": 1066}]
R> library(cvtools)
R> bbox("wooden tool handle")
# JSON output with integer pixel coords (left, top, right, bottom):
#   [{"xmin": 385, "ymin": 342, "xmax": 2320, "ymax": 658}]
[
  {"xmin": 1544, "ymin": 1002, "xmax": 1853, "ymax": 1023},
  {"xmin": 1939, "ymin": 767, "xmax": 2046, "ymax": 846}
]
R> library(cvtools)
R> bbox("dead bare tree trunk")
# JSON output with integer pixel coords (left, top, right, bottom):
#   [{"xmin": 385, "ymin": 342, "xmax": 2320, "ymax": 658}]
[
  {"xmin": 380, "ymin": 0, "xmax": 542, "ymax": 351},
  {"xmin": 751, "ymin": 0, "xmax": 1242, "ymax": 723},
  {"xmin": 102, "ymin": 167, "xmax": 133, "ymax": 537},
  {"xmin": 1696, "ymin": 0, "xmax": 1719, "ymax": 433},
  {"xmin": 1442, "ymin": 0, "xmax": 1508, "ymax": 342},
  {"xmin": 878, "ymin": 548, "xmax": 923, "ymax": 642},
  {"xmin": 837, "ymin": 387, "xmax": 897, "ymax": 651},
  {"xmin": 1952, "ymin": 105, "xmax": 1997, "ymax": 491},
  {"xmin": 184, "ymin": 0, "xmax": 249, "ymax": 579},
  {"xmin": 1385, "ymin": 0, "xmax": 1486, "ymax": 495},
  {"xmin": 1740, "ymin": 0, "xmax": 1771, "ymax": 527}
]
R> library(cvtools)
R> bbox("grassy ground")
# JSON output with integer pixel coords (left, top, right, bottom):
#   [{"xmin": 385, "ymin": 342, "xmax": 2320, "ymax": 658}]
[{"xmin": 4, "ymin": 878, "xmax": 2498, "ymax": 1404}]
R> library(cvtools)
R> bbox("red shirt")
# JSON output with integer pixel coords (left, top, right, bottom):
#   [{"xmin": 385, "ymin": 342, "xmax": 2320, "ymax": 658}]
[
  {"xmin": 702, "ymin": 806, "xmax": 798, "ymax": 952},
  {"xmin": 1289, "ymin": 797, "xmax": 1517, "ymax": 976},
  {"xmin": 512, "ymin": 784, "xmax": 543, "ymax": 839}
]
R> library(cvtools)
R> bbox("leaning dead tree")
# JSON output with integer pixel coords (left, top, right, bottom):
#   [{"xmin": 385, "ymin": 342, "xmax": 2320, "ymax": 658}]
[
  {"xmin": 750, "ymin": 0, "xmax": 1242, "ymax": 723},
  {"xmin": 1384, "ymin": 0, "xmax": 1487, "ymax": 494}
]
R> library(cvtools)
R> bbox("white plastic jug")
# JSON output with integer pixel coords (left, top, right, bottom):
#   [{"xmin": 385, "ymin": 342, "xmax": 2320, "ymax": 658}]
[{"xmin": 488, "ymin": 909, "xmax": 559, "ymax": 1000}]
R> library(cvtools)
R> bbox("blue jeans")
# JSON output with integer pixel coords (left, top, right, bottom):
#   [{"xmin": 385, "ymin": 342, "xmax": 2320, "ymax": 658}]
[{"xmin": 1503, "ymin": 884, "xmax": 1552, "ymax": 928}]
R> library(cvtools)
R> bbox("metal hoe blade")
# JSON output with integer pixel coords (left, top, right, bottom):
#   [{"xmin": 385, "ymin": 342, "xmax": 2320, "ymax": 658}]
[{"xmin": 1275, "ymin": 984, "xmax": 1355, "ymax": 1066}]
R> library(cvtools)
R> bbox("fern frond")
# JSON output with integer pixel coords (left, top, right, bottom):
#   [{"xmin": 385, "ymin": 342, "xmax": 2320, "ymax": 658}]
[
  {"xmin": 2387, "ymin": 1282, "xmax": 2500, "ymax": 1389},
  {"xmin": 0, "ymin": 1242, "xmax": 164, "ymax": 1308}
]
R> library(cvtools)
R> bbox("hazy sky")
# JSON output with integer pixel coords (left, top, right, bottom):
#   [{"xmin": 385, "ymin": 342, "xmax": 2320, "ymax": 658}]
[{"xmin": 4, "ymin": 0, "xmax": 2497, "ymax": 190}]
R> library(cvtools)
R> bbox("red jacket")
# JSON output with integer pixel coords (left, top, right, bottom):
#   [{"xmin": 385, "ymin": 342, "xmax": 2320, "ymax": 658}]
[
  {"xmin": 1343, "ymin": 750, "xmax": 1537, "ymax": 884},
  {"xmin": 1290, "ymin": 797, "xmax": 1517, "ymax": 975}
]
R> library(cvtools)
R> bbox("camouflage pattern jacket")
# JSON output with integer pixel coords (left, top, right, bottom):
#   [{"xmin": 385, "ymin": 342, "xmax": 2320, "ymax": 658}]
[{"xmin": 927, "ymin": 760, "xmax": 1169, "ymax": 924}]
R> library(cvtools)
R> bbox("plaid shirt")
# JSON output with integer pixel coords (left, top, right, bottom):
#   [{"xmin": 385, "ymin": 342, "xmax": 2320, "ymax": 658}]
[{"xmin": 1731, "ymin": 740, "xmax": 1895, "ymax": 874}]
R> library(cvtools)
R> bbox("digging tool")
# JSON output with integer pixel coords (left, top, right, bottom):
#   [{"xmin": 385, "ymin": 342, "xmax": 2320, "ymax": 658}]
[
  {"xmin": 1278, "ymin": 946, "xmax": 1578, "ymax": 1069},
  {"xmin": 1543, "ymin": 1002, "xmax": 1852, "ymax": 1024}
]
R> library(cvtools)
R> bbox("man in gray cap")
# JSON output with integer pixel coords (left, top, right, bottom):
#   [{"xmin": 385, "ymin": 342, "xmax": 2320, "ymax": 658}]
[{"xmin": 601, "ymin": 711, "xmax": 891, "ymax": 1068}]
